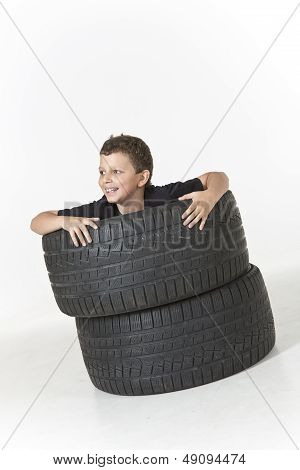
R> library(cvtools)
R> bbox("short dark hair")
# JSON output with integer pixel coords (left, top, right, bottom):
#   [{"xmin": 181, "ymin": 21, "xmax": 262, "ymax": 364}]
[{"xmin": 100, "ymin": 134, "xmax": 153, "ymax": 188}]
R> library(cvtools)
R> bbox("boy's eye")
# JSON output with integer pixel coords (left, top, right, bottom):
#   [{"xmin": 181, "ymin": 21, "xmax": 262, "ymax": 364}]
[{"xmin": 99, "ymin": 170, "xmax": 121, "ymax": 175}]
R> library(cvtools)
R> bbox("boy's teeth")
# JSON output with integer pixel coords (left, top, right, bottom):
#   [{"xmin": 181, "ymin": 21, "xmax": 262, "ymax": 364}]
[{"xmin": 106, "ymin": 188, "xmax": 118, "ymax": 193}]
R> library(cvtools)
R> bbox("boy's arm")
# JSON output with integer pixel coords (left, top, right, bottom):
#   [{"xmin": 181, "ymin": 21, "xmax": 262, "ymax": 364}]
[
  {"xmin": 30, "ymin": 199, "xmax": 98, "ymax": 236},
  {"xmin": 197, "ymin": 172, "xmax": 229, "ymax": 204},
  {"xmin": 30, "ymin": 210, "xmax": 100, "ymax": 246},
  {"xmin": 30, "ymin": 211, "xmax": 63, "ymax": 235},
  {"xmin": 178, "ymin": 171, "xmax": 229, "ymax": 230}
]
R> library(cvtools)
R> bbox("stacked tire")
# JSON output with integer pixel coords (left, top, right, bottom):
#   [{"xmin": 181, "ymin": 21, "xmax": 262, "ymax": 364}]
[{"xmin": 42, "ymin": 190, "xmax": 276, "ymax": 395}]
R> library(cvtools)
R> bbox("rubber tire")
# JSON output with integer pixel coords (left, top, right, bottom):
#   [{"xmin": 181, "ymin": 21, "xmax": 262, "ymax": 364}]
[
  {"xmin": 75, "ymin": 264, "xmax": 276, "ymax": 396},
  {"xmin": 43, "ymin": 190, "xmax": 249, "ymax": 318}
]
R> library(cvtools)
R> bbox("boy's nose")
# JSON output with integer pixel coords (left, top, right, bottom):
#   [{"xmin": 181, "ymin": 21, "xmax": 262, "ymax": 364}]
[{"xmin": 104, "ymin": 175, "xmax": 112, "ymax": 183}]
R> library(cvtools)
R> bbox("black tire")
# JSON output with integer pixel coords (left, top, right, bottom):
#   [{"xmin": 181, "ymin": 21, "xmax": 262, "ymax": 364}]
[
  {"xmin": 75, "ymin": 264, "xmax": 276, "ymax": 396},
  {"xmin": 43, "ymin": 190, "xmax": 249, "ymax": 318}
]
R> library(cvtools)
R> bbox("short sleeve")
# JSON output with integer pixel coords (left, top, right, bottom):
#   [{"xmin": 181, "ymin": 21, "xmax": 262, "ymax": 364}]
[
  {"xmin": 161, "ymin": 177, "xmax": 204, "ymax": 199},
  {"xmin": 143, "ymin": 177, "xmax": 204, "ymax": 208},
  {"xmin": 57, "ymin": 199, "xmax": 107, "ymax": 218}
]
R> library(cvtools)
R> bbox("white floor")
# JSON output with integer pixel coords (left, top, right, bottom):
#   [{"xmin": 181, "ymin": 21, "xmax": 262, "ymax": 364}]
[{"xmin": 1, "ymin": 260, "xmax": 299, "ymax": 451}]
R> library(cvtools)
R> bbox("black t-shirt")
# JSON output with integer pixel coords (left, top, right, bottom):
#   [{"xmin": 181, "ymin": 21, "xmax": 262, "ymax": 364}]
[{"xmin": 57, "ymin": 177, "xmax": 204, "ymax": 219}]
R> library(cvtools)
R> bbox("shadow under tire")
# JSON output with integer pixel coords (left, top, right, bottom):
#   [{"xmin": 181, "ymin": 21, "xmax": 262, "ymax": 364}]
[{"xmin": 75, "ymin": 264, "xmax": 276, "ymax": 396}]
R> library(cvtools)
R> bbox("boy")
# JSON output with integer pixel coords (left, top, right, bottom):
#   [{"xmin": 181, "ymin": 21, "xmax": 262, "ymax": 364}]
[{"xmin": 30, "ymin": 134, "xmax": 229, "ymax": 247}]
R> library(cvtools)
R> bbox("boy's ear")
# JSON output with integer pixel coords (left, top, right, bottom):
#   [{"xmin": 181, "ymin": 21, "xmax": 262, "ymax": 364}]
[{"xmin": 138, "ymin": 169, "xmax": 150, "ymax": 187}]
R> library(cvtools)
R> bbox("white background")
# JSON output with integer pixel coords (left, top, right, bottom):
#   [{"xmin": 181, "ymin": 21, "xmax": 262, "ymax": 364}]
[{"xmin": 1, "ymin": 0, "xmax": 300, "ymax": 456}]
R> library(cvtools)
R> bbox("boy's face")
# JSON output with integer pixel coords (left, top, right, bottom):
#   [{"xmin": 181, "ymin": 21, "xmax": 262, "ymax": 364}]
[{"xmin": 98, "ymin": 151, "xmax": 147, "ymax": 204}]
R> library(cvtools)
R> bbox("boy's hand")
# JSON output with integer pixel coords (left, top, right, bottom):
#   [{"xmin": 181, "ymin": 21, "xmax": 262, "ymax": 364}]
[
  {"xmin": 62, "ymin": 216, "xmax": 100, "ymax": 247},
  {"xmin": 178, "ymin": 190, "xmax": 217, "ymax": 230}
]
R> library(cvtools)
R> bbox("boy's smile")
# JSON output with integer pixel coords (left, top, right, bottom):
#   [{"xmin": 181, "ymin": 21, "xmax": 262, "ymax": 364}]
[{"xmin": 98, "ymin": 151, "xmax": 150, "ymax": 215}]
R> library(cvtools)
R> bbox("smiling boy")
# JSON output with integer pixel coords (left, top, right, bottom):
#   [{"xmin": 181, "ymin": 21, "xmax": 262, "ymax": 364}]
[{"xmin": 30, "ymin": 134, "xmax": 229, "ymax": 247}]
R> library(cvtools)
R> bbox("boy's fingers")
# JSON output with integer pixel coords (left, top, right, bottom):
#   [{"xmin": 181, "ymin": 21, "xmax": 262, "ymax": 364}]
[
  {"xmin": 183, "ymin": 208, "xmax": 202, "ymax": 226},
  {"xmin": 199, "ymin": 217, "xmax": 207, "ymax": 230},
  {"xmin": 178, "ymin": 192, "xmax": 194, "ymax": 200},
  {"xmin": 182, "ymin": 202, "xmax": 196, "ymax": 219},
  {"xmin": 183, "ymin": 212, "xmax": 196, "ymax": 226},
  {"xmin": 188, "ymin": 213, "xmax": 202, "ymax": 228},
  {"xmin": 70, "ymin": 231, "xmax": 79, "ymax": 247},
  {"xmin": 88, "ymin": 221, "xmax": 98, "ymax": 230},
  {"xmin": 91, "ymin": 218, "xmax": 100, "ymax": 228},
  {"xmin": 81, "ymin": 226, "xmax": 92, "ymax": 243},
  {"xmin": 74, "ymin": 227, "xmax": 86, "ymax": 246}
]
